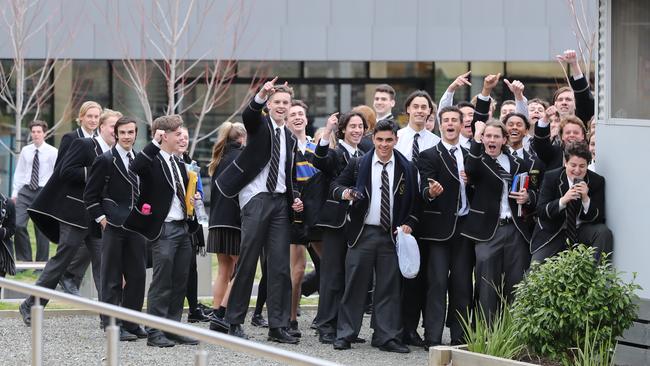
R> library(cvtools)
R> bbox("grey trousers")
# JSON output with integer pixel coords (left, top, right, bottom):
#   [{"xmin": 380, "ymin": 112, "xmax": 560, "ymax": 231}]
[
  {"xmin": 146, "ymin": 221, "xmax": 192, "ymax": 335},
  {"xmin": 24, "ymin": 223, "xmax": 102, "ymax": 307},
  {"xmin": 100, "ymin": 225, "xmax": 147, "ymax": 330},
  {"xmin": 337, "ymin": 225, "xmax": 402, "ymax": 346},
  {"xmin": 423, "ymin": 231, "xmax": 474, "ymax": 343},
  {"xmin": 315, "ymin": 227, "xmax": 347, "ymax": 335},
  {"xmin": 226, "ymin": 193, "xmax": 291, "ymax": 329},
  {"xmin": 14, "ymin": 186, "xmax": 50, "ymax": 262},
  {"xmin": 531, "ymin": 223, "xmax": 613, "ymax": 263},
  {"xmin": 474, "ymin": 223, "xmax": 529, "ymax": 321}
]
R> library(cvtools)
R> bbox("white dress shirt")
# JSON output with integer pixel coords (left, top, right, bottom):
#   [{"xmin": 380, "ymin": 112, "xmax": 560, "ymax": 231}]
[
  {"xmin": 395, "ymin": 125, "xmax": 440, "ymax": 161},
  {"xmin": 115, "ymin": 143, "xmax": 135, "ymax": 171},
  {"xmin": 495, "ymin": 153, "xmax": 514, "ymax": 219},
  {"xmin": 159, "ymin": 148, "xmax": 187, "ymax": 222},
  {"xmin": 81, "ymin": 127, "xmax": 94, "ymax": 138},
  {"xmin": 441, "ymin": 141, "xmax": 469, "ymax": 216},
  {"xmin": 239, "ymin": 95, "xmax": 287, "ymax": 208},
  {"xmin": 459, "ymin": 135, "xmax": 471, "ymax": 150},
  {"xmin": 11, "ymin": 142, "xmax": 58, "ymax": 197},
  {"xmin": 365, "ymin": 152, "xmax": 395, "ymax": 227},
  {"xmin": 509, "ymin": 146, "xmax": 525, "ymax": 159},
  {"xmin": 95, "ymin": 135, "xmax": 111, "ymax": 153},
  {"xmin": 94, "ymin": 144, "xmax": 136, "ymax": 223}
]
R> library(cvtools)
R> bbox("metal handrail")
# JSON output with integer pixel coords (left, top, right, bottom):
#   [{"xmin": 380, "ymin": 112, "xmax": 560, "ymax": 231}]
[{"xmin": 0, "ymin": 277, "xmax": 339, "ymax": 366}]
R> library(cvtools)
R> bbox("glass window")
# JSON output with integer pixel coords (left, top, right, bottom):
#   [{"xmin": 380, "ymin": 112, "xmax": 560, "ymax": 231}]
[
  {"xmin": 506, "ymin": 62, "xmax": 565, "ymax": 78},
  {"xmin": 611, "ymin": 0, "xmax": 650, "ymax": 120},
  {"xmin": 238, "ymin": 61, "xmax": 300, "ymax": 78},
  {"xmin": 369, "ymin": 62, "xmax": 433, "ymax": 78},
  {"xmin": 304, "ymin": 62, "xmax": 366, "ymax": 78},
  {"xmin": 434, "ymin": 62, "xmax": 469, "ymax": 103},
  {"xmin": 295, "ymin": 84, "xmax": 339, "ymax": 127},
  {"xmin": 469, "ymin": 62, "xmax": 505, "ymax": 101},
  {"xmin": 71, "ymin": 60, "xmax": 110, "ymax": 109}
]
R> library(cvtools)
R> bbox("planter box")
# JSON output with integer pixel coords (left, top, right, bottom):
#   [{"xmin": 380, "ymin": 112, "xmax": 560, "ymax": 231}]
[{"xmin": 429, "ymin": 345, "xmax": 538, "ymax": 366}]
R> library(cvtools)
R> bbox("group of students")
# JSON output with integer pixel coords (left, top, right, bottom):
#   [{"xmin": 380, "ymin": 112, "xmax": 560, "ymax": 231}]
[
  {"xmin": 200, "ymin": 49, "xmax": 611, "ymax": 354},
  {"xmin": 1, "ymin": 49, "xmax": 612, "ymax": 354}
]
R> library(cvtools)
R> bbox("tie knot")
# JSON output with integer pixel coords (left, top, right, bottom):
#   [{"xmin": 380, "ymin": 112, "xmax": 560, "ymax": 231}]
[
  {"xmin": 380, "ymin": 161, "xmax": 389, "ymax": 170},
  {"xmin": 414, "ymin": 133, "xmax": 420, "ymax": 140},
  {"xmin": 275, "ymin": 127, "xmax": 281, "ymax": 135},
  {"xmin": 449, "ymin": 147, "xmax": 457, "ymax": 155}
]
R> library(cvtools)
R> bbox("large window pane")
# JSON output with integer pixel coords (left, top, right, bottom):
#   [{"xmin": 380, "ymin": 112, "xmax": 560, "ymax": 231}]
[
  {"xmin": 304, "ymin": 62, "xmax": 366, "ymax": 78},
  {"xmin": 506, "ymin": 62, "xmax": 565, "ymax": 78},
  {"xmin": 370, "ymin": 62, "xmax": 433, "ymax": 78},
  {"xmin": 611, "ymin": 0, "xmax": 650, "ymax": 119},
  {"xmin": 434, "ymin": 62, "xmax": 469, "ymax": 103},
  {"xmin": 238, "ymin": 61, "xmax": 300, "ymax": 78}
]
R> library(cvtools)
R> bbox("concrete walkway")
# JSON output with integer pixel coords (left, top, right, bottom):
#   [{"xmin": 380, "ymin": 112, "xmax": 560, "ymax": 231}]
[{"xmin": 0, "ymin": 309, "xmax": 439, "ymax": 365}]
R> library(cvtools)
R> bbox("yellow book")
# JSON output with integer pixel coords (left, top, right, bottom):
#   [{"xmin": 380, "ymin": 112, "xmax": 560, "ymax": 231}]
[{"xmin": 185, "ymin": 170, "xmax": 198, "ymax": 216}]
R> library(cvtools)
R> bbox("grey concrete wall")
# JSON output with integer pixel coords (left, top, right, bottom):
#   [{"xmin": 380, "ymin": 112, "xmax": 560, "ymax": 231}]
[
  {"xmin": 597, "ymin": 123, "xmax": 650, "ymax": 298},
  {"xmin": 0, "ymin": 0, "xmax": 597, "ymax": 61}
]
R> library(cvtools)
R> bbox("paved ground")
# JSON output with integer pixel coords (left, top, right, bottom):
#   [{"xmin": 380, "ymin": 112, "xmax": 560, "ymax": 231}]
[{"xmin": 0, "ymin": 309, "xmax": 444, "ymax": 365}]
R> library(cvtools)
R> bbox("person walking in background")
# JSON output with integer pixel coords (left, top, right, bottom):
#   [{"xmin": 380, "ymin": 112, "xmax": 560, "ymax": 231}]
[{"xmin": 11, "ymin": 120, "xmax": 56, "ymax": 264}]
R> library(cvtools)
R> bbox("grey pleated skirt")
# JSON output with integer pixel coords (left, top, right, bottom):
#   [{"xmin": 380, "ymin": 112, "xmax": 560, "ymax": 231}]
[{"xmin": 207, "ymin": 227, "xmax": 241, "ymax": 256}]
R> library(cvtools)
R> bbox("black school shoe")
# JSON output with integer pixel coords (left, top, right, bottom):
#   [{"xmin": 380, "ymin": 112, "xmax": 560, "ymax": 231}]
[
  {"xmin": 287, "ymin": 320, "xmax": 301, "ymax": 338},
  {"xmin": 250, "ymin": 313, "xmax": 268, "ymax": 327},
  {"xmin": 187, "ymin": 308, "xmax": 210, "ymax": 323},
  {"xmin": 379, "ymin": 340, "xmax": 410, "ymax": 353},
  {"xmin": 268, "ymin": 327, "xmax": 299, "ymax": 344},
  {"xmin": 209, "ymin": 313, "xmax": 230, "ymax": 333}
]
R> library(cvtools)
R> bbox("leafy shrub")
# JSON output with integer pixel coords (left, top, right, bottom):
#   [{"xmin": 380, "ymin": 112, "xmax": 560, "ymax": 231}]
[{"xmin": 512, "ymin": 244, "xmax": 639, "ymax": 361}]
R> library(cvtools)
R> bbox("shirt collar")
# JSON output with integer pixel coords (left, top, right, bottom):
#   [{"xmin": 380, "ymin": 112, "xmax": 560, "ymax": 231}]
[
  {"xmin": 94, "ymin": 135, "xmax": 111, "ymax": 153},
  {"xmin": 115, "ymin": 143, "xmax": 133, "ymax": 159},
  {"xmin": 159, "ymin": 148, "xmax": 174, "ymax": 163},
  {"xmin": 441, "ymin": 140, "xmax": 460, "ymax": 152},
  {"xmin": 270, "ymin": 116, "xmax": 283, "ymax": 131},
  {"xmin": 81, "ymin": 127, "xmax": 94, "ymax": 138},
  {"xmin": 406, "ymin": 124, "xmax": 425, "ymax": 136},
  {"xmin": 372, "ymin": 151, "xmax": 395, "ymax": 167},
  {"xmin": 338, "ymin": 139, "xmax": 358, "ymax": 156}
]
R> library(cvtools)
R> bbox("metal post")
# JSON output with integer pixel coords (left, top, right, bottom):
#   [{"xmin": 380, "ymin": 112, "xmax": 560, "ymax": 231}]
[
  {"xmin": 194, "ymin": 343, "xmax": 208, "ymax": 366},
  {"xmin": 31, "ymin": 297, "xmax": 43, "ymax": 366},
  {"xmin": 106, "ymin": 317, "xmax": 119, "ymax": 366}
]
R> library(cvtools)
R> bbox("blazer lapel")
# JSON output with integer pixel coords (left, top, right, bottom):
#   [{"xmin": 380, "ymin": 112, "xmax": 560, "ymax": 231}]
[
  {"xmin": 157, "ymin": 154, "xmax": 174, "ymax": 188},
  {"xmin": 437, "ymin": 143, "xmax": 460, "ymax": 182},
  {"xmin": 111, "ymin": 148, "xmax": 130, "ymax": 184},
  {"xmin": 558, "ymin": 169, "xmax": 569, "ymax": 196},
  {"xmin": 508, "ymin": 155, "xmax": 521, "ymax": 177},
  {"xmin": 393, "ymin": 161, "xmax": 404, "ymax": 197}
]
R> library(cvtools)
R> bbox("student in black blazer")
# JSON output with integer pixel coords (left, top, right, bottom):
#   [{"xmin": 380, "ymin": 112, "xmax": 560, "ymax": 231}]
[
  {"xmin": 206, "ymin": 122, "xmax": 247, "ymax": 333},
  {"xmin": 21, "ymin": 116, "xmax": 115, "ymax": 326},
  {"xmin": 0, "ymin": 193, "xmax": 16, "ymax": 278},
  {"xmin": 332, "ymin": 120, "xmax": 419, "ymax": 353},
  {"xmin": 531, "ymin": 141, "xmax": 611, "ymax": 263},
  {"xmin": 123, "ymin": 115, "xmax": 199, "ymax": 348},
  {"xmin": 312, "ymin": 111, "xmax": 366, "ymax": 344},
  {"xmin": 462, "ymin": 73, "xmax": 535, "ymax": 321},
  {"xmin": 84, "ymin": 116, "xmax": 147, "ymax": 341},
  {"xmin": 416, "ymin": 106, "xmax": 474, "ymax": 348},
  {"xmin": 54, "ymin": 101, "xmax": 102, "ymax": 168},
  {"xmin": 52, "ymin": 102, "xmax": 104, "ymax": 294},
  {"xmin": 532, "ymin": 114, "xmax": 587, "ymax": 171},
  {"xmin": 215, "ymin": 78, "xmax": 302, "ymax": 344},
  {"xmin": 505, "ymin": 113, "xmax": 546, "ymax": 232}
]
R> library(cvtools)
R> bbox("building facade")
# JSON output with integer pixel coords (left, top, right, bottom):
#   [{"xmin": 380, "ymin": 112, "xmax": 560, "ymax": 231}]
[{"xmin": 0, "ymin": 0, "xmax": 597, "ymax": 193}]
